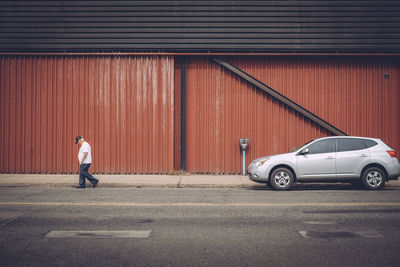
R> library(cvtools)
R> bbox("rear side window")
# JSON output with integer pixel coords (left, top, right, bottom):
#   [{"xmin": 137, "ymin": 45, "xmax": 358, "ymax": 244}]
[
  {"xmin": 363, "ymin": 139, "xmax": 378, "ymax": 148},
  {"xmin": 307, "ymin": 139, "xmax": 335, "ymax": 154},
  {"xmin": 338, "ymin": 138, "xmax": 365, "ymax": 152}
]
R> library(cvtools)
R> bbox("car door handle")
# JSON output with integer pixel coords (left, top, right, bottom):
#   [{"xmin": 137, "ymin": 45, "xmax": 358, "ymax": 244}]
[
  {"xmin": 360, "ymin": 154, "xmax": 368, "ymax": 157},
  {"xmin": 326, "ymin": 156, "xmax": 335, "ymax": 160}
]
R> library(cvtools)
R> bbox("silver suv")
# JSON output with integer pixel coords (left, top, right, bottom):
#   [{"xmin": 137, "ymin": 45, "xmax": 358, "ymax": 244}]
[{"xmin": 248, "ymin": 136, "xmax": 400, "ymax": 190}]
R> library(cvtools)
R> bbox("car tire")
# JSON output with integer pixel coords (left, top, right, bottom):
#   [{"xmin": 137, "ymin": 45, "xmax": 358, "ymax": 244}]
[
  {"xmin": 361, "ymin": 167, "xmax": 386, "ymax": 190},
  {"xmin": 269, "ymin": 168, "xmax": 294, "ymax": 190}
]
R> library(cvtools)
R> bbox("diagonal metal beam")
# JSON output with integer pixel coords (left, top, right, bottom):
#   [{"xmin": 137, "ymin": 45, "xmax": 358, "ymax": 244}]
[{"xmin": 212, "ymin": 57, "xmax": 347, "ymax": 136}]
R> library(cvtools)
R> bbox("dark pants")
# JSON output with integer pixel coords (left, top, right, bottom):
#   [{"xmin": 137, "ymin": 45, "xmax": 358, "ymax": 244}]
[{"xmin": 79, "ymin": 163, "xmax": 98, "ymax": 187}]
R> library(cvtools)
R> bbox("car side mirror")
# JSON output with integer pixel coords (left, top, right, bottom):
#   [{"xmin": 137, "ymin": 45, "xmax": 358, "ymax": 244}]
[{"xmin": 299, "ymin": 148, "xmax": 309, "ymax": 155}]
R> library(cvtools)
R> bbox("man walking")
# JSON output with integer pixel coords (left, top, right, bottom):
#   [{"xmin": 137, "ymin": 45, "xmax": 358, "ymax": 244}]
[{"xmin": 75, "ymin": 136, "xmax": 99, "ymax": 188}]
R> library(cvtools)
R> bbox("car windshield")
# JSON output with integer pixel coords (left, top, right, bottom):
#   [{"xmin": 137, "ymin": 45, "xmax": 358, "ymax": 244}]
[{"xmin": 290, "ymin": 140, "xmax": 314, "ymax": 152}]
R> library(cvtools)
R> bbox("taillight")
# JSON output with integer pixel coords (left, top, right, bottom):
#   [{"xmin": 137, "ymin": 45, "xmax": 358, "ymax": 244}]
[{"xmin": 387, "ymin": 151, "xmax": 398, "ymax": 158}]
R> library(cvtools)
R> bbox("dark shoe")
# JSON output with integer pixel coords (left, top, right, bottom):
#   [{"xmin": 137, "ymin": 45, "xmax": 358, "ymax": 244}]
[
  {"xmin": 92, "ymin": 181, "xmax": 99, "ymax": 188},
  {"xmin": 76, "ymin": 186, "xmax": 86, "ymax": 189}
]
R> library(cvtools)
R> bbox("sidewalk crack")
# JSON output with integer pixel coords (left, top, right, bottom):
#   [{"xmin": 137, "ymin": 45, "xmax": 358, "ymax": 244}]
[{"xmin": 177, "ymin": 176, "xmax": 182, "ymax": 188}]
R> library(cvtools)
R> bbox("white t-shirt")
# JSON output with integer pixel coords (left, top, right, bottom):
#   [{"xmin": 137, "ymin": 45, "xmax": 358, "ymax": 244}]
[{"xmin": 78, "ymin": 141, "xmax": 92, "ymax": 164}]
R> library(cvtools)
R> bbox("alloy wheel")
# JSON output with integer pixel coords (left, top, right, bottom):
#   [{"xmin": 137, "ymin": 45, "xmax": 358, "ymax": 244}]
[
  {"xmin": 274, "ymin": 171, "xmax": 291, "ymax": 187},
  {"xmin": 366, "ymin": 170, "xmax": 383, "ymax": 188}
]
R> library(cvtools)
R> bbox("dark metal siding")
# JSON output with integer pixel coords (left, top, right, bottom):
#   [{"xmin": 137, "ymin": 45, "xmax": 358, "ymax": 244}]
[{"xmin": 0, "ymin": 1, "xmax": 399, "ymax": 53}]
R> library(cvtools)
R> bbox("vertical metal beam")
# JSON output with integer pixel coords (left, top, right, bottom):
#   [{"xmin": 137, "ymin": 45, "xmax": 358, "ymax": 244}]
[
  {"xmin": 180, "ymin": 58, "xmax": 187, "ymax": 170},
  {"xmin": 212, "ymin": 57, "xmax": 347, "ymax": 136}
]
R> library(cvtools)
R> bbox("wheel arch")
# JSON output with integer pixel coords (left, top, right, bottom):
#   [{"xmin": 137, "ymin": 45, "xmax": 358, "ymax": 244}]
[
  {"xmin": 361, "ymin": 163, "xmax": 389, "ymax": 180},
  {"xmin": 269, "ymin": 164, "xmax": 297, "ymax": 181}
]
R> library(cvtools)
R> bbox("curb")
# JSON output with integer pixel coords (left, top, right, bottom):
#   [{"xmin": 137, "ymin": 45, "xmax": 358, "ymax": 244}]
[
  {"xmin": 0, "ymin": 182, "xmax": 256, "ymax": 188},
  {"xmin": 0, "ymin": 182, "xmax": 398, "ymax": 189}
]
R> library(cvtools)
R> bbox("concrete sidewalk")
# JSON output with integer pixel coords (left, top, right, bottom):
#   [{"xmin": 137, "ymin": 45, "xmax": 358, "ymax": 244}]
[
  {"xmin": 0, "ymin": 174, "xmax": 399, "ymax": 189},
  {"xmin": 0, "ymin": 174, "xmax": 258, "ymax": 188}
]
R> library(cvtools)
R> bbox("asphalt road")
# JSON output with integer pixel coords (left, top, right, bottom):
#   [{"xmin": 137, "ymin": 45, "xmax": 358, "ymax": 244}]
[{"xmin": 1, "ymin": 186, "xmax": 400, "ymax": 267}]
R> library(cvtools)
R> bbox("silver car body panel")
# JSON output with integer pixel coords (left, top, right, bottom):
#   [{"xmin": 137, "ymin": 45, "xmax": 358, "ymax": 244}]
[
  {"xmin": 336, "ymin": 148, "xmax": 370, "ymax": 179},
  {"xmin": 248, "ymin": 136, "xmax": 400, "ymax": 184},
  {"xmin": 297, "ymin": 152, "xmax": 336, "ymax": 179}
]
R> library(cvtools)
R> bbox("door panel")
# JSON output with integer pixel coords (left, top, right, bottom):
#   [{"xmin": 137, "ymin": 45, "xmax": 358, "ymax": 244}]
[
  {"xmin": 336, "ymin": 138, "xmax": 370, "ymax": 178},
  {"xmin": 296, "ymin": 138, "xmax": 336, "ymax": 179},
  {"xmin": 336, "ymin": 150, "xmax": 370, "ymax": 178},
  {"xmin": 297, "ymin": 153, "xmax": 336, "ymax": 179}
]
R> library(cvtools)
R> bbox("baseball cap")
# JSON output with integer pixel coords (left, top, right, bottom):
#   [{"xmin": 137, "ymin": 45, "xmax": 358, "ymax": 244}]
[{"xmin": 75, "ymin": 136, "xmax": 83, "ymax": 144}]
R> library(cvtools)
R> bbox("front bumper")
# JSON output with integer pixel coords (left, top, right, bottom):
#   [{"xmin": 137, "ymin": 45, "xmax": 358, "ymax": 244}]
[
  {"xmin": 247, "ymin": 163, "xmax": 268, "ymax": 183},
  {"xmin": 248, "ymin": 172, "xmax": 259, "ymax": 182}
]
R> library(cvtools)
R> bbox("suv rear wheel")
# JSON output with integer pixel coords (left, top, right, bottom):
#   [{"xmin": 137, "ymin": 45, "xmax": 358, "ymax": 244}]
[
  {"xmin": 270, "ymin": 168, "xmax": 294, "ymax": 190},
  {"xmin": 362, "ymin": 167, "xmax": 386, "ymax": 190}
]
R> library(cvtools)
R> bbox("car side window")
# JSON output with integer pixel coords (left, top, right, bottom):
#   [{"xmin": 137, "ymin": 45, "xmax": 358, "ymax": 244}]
[
  {"xmin": 363, "ymin": 139, "xmax": 378, "ymax": 148},
  {"xmin": 338, "ymin": 138, "xmax": 365, "ymax": 152},
  {"xmin": 306, "ymin": 139, "xmax": 335, "ymax": 154}
]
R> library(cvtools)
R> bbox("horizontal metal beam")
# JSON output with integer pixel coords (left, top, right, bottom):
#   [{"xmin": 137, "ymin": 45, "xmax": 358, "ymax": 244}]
[{"xmin": 212, "ymin": 56, "xmax": 347, "ymax": 136}]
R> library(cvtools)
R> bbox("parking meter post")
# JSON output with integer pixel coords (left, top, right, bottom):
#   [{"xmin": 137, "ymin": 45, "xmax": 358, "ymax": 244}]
[
  {"xmin": 239, "ymin": 138, "xmax": 249, "ymax": 176},
  {"xmin": 242, "ymin": 150, "xmax": 246, "ymax": 175}
]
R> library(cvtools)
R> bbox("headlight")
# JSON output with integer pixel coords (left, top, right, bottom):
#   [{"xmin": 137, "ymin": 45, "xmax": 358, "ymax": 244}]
[{"xmin": 255, "ymin": 158, "xmax": 269, "ymax": 167}]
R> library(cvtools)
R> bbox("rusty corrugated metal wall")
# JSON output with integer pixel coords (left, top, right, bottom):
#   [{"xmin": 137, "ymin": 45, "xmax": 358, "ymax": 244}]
[
  {"xmin": 1, "ymin": 55, "xmax": 399, "ymax": 174},
  {"xmin": 186, "ymin": 56, "xmax": 400, "ymax": 173},
  {"xmin": 0, "ymin": 56, "xmax": 175, "ymax": 174}
]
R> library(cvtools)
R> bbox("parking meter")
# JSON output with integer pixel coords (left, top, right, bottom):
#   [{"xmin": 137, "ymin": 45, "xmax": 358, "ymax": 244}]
[
  {"xmin": 239, "ymin": 138, "xmax": 249, "ymax": 150},
  {"xmin": 239, "ymin": 138, "xmax": 249, "ymax": 175}
]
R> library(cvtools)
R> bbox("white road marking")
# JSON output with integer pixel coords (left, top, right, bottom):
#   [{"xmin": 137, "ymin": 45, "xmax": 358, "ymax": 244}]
[
  {"xmin": 299, "ymin": 230, "xmax": 384, "ymax": 239},
  {"xmin": 299, "ymin": 231, "xmax": 308, "ymax": 238},
  {"xmin": 45, "ymin": 230, "xmax": 151, "ymax": 239},
  {"xmin": 355, "ymin": 230, "xmax": 385, "ymax": 238},
  {"xmin": 302, "ymin": 221, "xmax": 337, "ymax": 225}
]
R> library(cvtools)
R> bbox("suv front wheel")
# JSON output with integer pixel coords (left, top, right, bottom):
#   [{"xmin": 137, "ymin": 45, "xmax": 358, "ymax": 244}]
[
  {"xmin": 362, "ymin": 167, "xmax": 386, "ymax": 190},
  {"xmin": 270, "ymin": 168, "xmax": 294, "ymax": 190}
]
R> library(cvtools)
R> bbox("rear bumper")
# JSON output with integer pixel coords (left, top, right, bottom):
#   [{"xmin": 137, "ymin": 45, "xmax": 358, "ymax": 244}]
[{"xmin": 385, "ymin": 158, "xmax": 400, "ymax": 180}]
